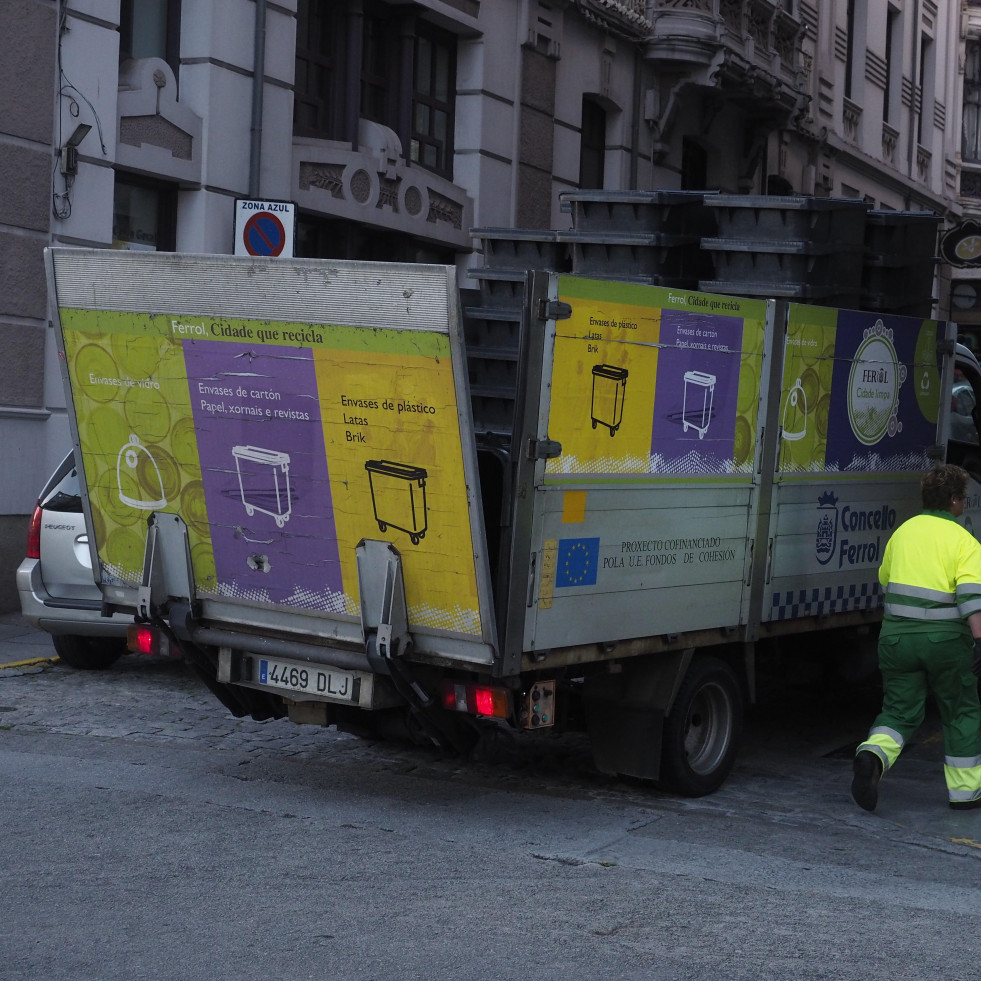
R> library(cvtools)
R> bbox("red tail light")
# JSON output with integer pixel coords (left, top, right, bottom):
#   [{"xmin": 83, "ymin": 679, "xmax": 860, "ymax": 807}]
[
  {"xmin": 127, "ymin": 624, "xmax": 175, "ymax": 657},
  {"xmin": 26, "ymin": 504, "xmax": 42, "ymax": 559},
  {"xmin": 441, "ymin": 681, "xmax": 510, "ymax": 719}
]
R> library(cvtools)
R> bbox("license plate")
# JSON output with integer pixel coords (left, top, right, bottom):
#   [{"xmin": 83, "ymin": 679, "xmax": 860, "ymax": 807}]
[{"xmin": 257, "ymin": 657, "xmax": 357, "ymax": 702}]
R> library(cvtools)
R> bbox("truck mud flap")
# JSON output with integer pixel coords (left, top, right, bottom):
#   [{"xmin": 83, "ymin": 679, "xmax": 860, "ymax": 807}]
[
  {"xmin": 583, "ymin": 673, "xmax": 665, "ymax": 781},
  {"xmin": 581, "ymin": 651, "xmax": 693, "ymax": 781}
]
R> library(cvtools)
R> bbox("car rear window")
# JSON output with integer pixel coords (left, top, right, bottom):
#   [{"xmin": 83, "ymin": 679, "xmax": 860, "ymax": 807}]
[{"xmin": 40, "ymin": 455, "xmax": 83, "ymax": 513}]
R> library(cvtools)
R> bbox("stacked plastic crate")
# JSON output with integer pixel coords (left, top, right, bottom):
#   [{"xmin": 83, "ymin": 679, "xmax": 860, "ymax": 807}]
[
  {"xmin": 558, "ymin": 189, "xmax": 710, "ymax": 288},
  {"xmin": 862, "ymin": 210, "xmax": 941, "ymax": 318},
  {"xmin": 465, "ymin": 228, "xmax": 568, "ymax": 438},
  {"xmin": 698, "ymin": 195, "xmax": 870, "ymax": 308}
]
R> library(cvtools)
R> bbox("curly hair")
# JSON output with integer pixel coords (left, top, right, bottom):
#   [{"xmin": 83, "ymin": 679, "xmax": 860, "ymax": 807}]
[{"xmin": 921, "ymin": 464, "xmax": 969, "ymax": 511}]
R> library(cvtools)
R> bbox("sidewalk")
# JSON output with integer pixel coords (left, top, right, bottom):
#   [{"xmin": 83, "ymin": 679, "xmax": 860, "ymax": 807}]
[{"xmin": 0, "ymin": 612, "xmax": 58, "ymax": 669}]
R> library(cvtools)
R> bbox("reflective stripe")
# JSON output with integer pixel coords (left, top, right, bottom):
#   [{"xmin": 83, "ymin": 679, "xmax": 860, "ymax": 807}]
[
  {"xmin": 870, "ymin": 725, "xmax": 904, "ymax": 746},
  {"xmin": 956, "ymin": 582, "xmax": 981, "ymax": 597},
  {"xmin": 944, "ymin": 761, "xmax": 981, "ymax": 801},
  {"xmin": 947, "ymin": 786, "xmax": 981, "ymax": 803},
  {"xmin": 892, "ymin": 582, "xmax": 956, "ymax": 603},
  {"xmin": 883, "ymin": 602, "xmax": 961, "ymax": 620},
  {"xmin": 856, "ymin": 742, "xmax": 890, "ymax": 772},
  {"xmin": 859, "ymin": 727, "xmax": 904, "ymax": 773},
  {"xmin": 958, "ymin": 597, "xmax": 981, "ymax": 617},
  {"xmin": 946, "ymin": 754, "xmax": 981, "ymax": 768}
]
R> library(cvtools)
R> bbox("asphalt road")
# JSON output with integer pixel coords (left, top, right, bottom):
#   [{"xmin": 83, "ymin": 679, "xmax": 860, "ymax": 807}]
[{"xmin": 2, "ymin": 614, "xmax": 981, "ymax": 980}]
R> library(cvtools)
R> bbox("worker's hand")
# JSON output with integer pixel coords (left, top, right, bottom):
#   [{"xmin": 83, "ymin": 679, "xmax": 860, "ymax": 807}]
[{"xmin": 973, "ymin": 640, "xmax": 981, "ymax": 677}]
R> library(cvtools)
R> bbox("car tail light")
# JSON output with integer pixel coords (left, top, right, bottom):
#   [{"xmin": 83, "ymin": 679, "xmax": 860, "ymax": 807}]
[
  {"xmin": 26, "ymin": 504, "xmax": 42, "ymax": 559},
  {"xmin": 440, "ymin": 680, "xmax": 510, "ymax": 719}
]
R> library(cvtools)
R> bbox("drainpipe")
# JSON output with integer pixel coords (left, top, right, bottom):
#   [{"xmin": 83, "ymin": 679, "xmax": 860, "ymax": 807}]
[
  {"xmin": 249, "ymin": 0, "xmax": 267, "ymax": 198},
  {"xmin": 908, "ymin": 0, "xmax": 921, "ymax": 184},
  {"xmin": 510, "ymin": 0, "xmax": 528, "ymax": 225},
  {"xmin": 630, "ymin": 47, "xmax": 642, "ymax": 189}
]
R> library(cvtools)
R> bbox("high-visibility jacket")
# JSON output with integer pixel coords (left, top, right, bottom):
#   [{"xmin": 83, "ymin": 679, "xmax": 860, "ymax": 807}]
[{"xmin": 879, "ymin": 509, "xmax": 981, "ymax": 639}]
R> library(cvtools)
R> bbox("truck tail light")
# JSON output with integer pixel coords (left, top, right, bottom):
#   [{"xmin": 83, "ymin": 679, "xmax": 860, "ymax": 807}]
[
  {"xmin": 127, "ymin": 624, "xmax": 175, "ymax": 658},
  {"xmin": 440, "ymin": 681, "xmax": 510, "ymax": 719},
  {"xmin": 26, "ymin": 504, "xmax": 43, "ymax": 559}
]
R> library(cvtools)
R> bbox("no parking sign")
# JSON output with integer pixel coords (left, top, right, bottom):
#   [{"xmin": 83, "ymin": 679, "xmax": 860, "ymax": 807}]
[{"xmin": 234, "ymin": 199, "xmax": 296, "ymax": 258}]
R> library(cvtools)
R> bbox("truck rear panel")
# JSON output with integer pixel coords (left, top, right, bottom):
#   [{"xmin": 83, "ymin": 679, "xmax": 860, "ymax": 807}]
[{"xmin": 48, "ymin": 249, "xmax": 498, "ymax": 675}]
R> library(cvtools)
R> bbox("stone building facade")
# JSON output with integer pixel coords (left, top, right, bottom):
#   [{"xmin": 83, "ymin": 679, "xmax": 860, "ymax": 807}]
[{"xmin": 0, "ymin": 0, "xmax": 968, "ymax": 608}]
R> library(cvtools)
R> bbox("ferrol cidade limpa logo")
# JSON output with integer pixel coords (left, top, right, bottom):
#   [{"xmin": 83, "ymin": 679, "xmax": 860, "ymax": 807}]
[
  {"xmin": 847, "ymin": 321, "xmax": 907, "ymax": 446},
  {"xmin": 816, "ymin": 491, "xmax": 839, "ymax": 566}
]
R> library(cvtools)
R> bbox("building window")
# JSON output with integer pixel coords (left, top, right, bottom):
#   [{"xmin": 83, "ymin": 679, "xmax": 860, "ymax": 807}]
[
  {"xmin": 884, "ymin": 5, "xmax": 900, "ymax": 124},
  {"xmin": 294, "ymin": 3, "xmax": 343, "ymax": 138},
  {"xmin": 293, "ymin": 0, "xmax": 458, "ymax": 179},
  {"xmin": 844, "ymin": 0, "xmax": 856, "ymax": 100},
  {"xmin": 361, "ymin": 9, "xmax": 396, "ymax": 128},
  {"xmin": 119, "ymin": 0, "xmax": 181, "ymax": 77},
  {"xmin": 965, "ymin": 40, "xmax": 981, "ymax": 163},
  {"xmin": 917, "ymin": 33, "xmax": 934, "ymax": 146},
  {"xmin": 411, "ymin": 27, "xmax": 455, "ymax": 176},
  {"xmin": 579, "ymin": 97, "xmax": 606, "ymax": 189},
  {"xmin": 112, "ymin": 175, "xmax": 177, "ymax": 251},
  {"xmin": 296, "ymin": 214, "xmax": 455, "ymax": 265}
]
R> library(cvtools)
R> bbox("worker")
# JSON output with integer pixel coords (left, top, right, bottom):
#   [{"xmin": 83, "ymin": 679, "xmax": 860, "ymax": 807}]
[{"xmin": 852, "ymin": 463, "xmax": 981, "ymax": 812}]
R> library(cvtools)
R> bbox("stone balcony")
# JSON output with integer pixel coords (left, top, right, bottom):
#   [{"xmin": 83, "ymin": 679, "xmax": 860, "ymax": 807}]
[
  {"xmin": 641, "ymin": 0, "xmax": 807, "ymax": 156},
  {"xmin": 645, "ymin": 0, "xmax": 804, "ymax": 80}
]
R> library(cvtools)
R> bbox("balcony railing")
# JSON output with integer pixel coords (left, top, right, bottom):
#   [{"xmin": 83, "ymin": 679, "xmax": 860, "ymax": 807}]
[{"xmin": 646, "ymin": 0, "xmax": 803, "ymax": 79}]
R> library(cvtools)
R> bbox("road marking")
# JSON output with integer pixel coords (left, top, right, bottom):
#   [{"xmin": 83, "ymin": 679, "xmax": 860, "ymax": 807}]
[
  {"xmin": 0, "ymin": 656, "xmax": 59, "ymax": 670},
  {"xmin": 950, "ymin": 837, "xmax": 981, "ymax": 850}
]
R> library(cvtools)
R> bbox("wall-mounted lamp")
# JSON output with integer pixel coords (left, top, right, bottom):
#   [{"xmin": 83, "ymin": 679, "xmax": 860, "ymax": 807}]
[{"xmin": 59, "ymin": 123, "xmax": 92, "ymax": 177}]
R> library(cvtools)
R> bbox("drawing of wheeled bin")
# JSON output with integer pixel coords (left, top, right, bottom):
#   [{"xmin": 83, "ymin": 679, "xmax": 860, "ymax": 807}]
[
  {"xmin": 365, "ymin": 460, "xmax": 429, "ymax": 545},
  {"xmin": 232, "ymin": 445, "xmax": 292, "ymax": 528},
  {"xmin": 590, "ymin": 364, "xmax": 628, "ymax": 436},
  {"xmin": 682, "ymin": 370, "xmax": 717, "ymax": 439}
]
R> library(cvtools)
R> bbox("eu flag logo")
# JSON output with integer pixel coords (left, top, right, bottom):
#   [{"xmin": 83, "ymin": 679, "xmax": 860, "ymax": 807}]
[{"xmin": 555, "ymin": 537, "xmax": 600, "ymax": 587}]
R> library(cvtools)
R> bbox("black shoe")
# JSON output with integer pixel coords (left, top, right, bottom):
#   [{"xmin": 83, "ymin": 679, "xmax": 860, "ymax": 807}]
[
  {"xmin": 851, "ymin": 751, "xmax": 882, "ymax": 812},
  {"xmin": 949, "ymin": 797, "xmax": 981, "ymax": 810}
]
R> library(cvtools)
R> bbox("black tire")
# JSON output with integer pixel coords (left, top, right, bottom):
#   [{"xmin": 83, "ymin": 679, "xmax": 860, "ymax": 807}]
[
  {"xmin": 53, "ymin": 635, "xmax": 126, "ymax": 671},
  {"xmin": 660, "ymin": 656, "xmax": 743, "ymax": 797}
]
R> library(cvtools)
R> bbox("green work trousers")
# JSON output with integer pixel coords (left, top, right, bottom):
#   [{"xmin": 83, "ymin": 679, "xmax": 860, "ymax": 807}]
[{"xmin": 858, "ymin": 628, "xmax": 981, "ymax": 804}]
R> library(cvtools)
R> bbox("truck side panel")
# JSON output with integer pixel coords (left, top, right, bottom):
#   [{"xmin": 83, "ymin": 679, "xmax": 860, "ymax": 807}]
[
  {"xmin": 762, "ymin": 304, "xmax": 954, "ymax": 628},
  {"xmin": 519, "ymin": 274, "xmax": 774, "ymax": 653}
]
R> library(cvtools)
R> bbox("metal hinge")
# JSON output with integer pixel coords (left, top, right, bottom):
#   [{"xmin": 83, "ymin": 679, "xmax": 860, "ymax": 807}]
[
  {"xmin": 527, "ymin": 437, "xmax": 562, "ymax": 460},
  {"xmin": 539, "ymin": 299, "xmax": 572, "ymax": 322}
]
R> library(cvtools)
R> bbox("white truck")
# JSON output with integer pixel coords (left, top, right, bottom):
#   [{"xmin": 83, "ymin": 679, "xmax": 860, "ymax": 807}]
[{"xmin": 46, "ymin": 247, "xmax": 981, "ymax": 795}]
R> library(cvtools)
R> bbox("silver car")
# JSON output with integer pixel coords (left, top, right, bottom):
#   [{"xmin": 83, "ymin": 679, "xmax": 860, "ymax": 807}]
[{"xmin": 16, "ymin": 451, "xmax": 133, "ymax": 669}]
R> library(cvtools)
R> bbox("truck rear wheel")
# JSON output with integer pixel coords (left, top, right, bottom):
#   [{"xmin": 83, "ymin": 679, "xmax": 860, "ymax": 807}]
[{"xmin": 660, "ymin": 656, "xmax": 742, "ymax": 797}]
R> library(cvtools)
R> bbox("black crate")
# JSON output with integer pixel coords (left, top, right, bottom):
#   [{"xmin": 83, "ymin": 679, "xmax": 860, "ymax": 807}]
[
  {"xmin": 468, "ymin": 268, "xmax": 526, "ymax": 311},
  {"xmin": 703, "ymin": 195, "xmax": 870, "ymax": 245},
  {"xmin": 865, "ymin": 211, "xmax": 941, "ymax": 265},
  {"xmin": 862, "ymin": 292, "xmax": 937, "ymax": 318},
  {"xmin": 862, "ymin": 258, "xmax": 938, "ymax": 298},
  {"xmin": 699, "ymin": 278, "xmax": 863, "ymax": 309},
  {"xmin": 701, "ymin": 237, "xmax": 865, "ymax": 291},
  {"xmin": 559, "ymin": 229, "xmax": 696, "ymax": 283},
  {"xmin": 470, "ymin": 228, "xmax": 568, "ymax": 271},
  {"xmin": 559, "ymin": 189, "xmax": 713, "ymax": 236},
  {"xmin": 463, "ymin": 308, "xmax": 527, "ymax": 436}
]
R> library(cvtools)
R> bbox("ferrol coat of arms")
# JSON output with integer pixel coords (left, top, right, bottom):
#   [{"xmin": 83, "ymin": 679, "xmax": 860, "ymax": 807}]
[{"xmin": 816, "ymin": 491, "xmax": 839, "ymax": 566}]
